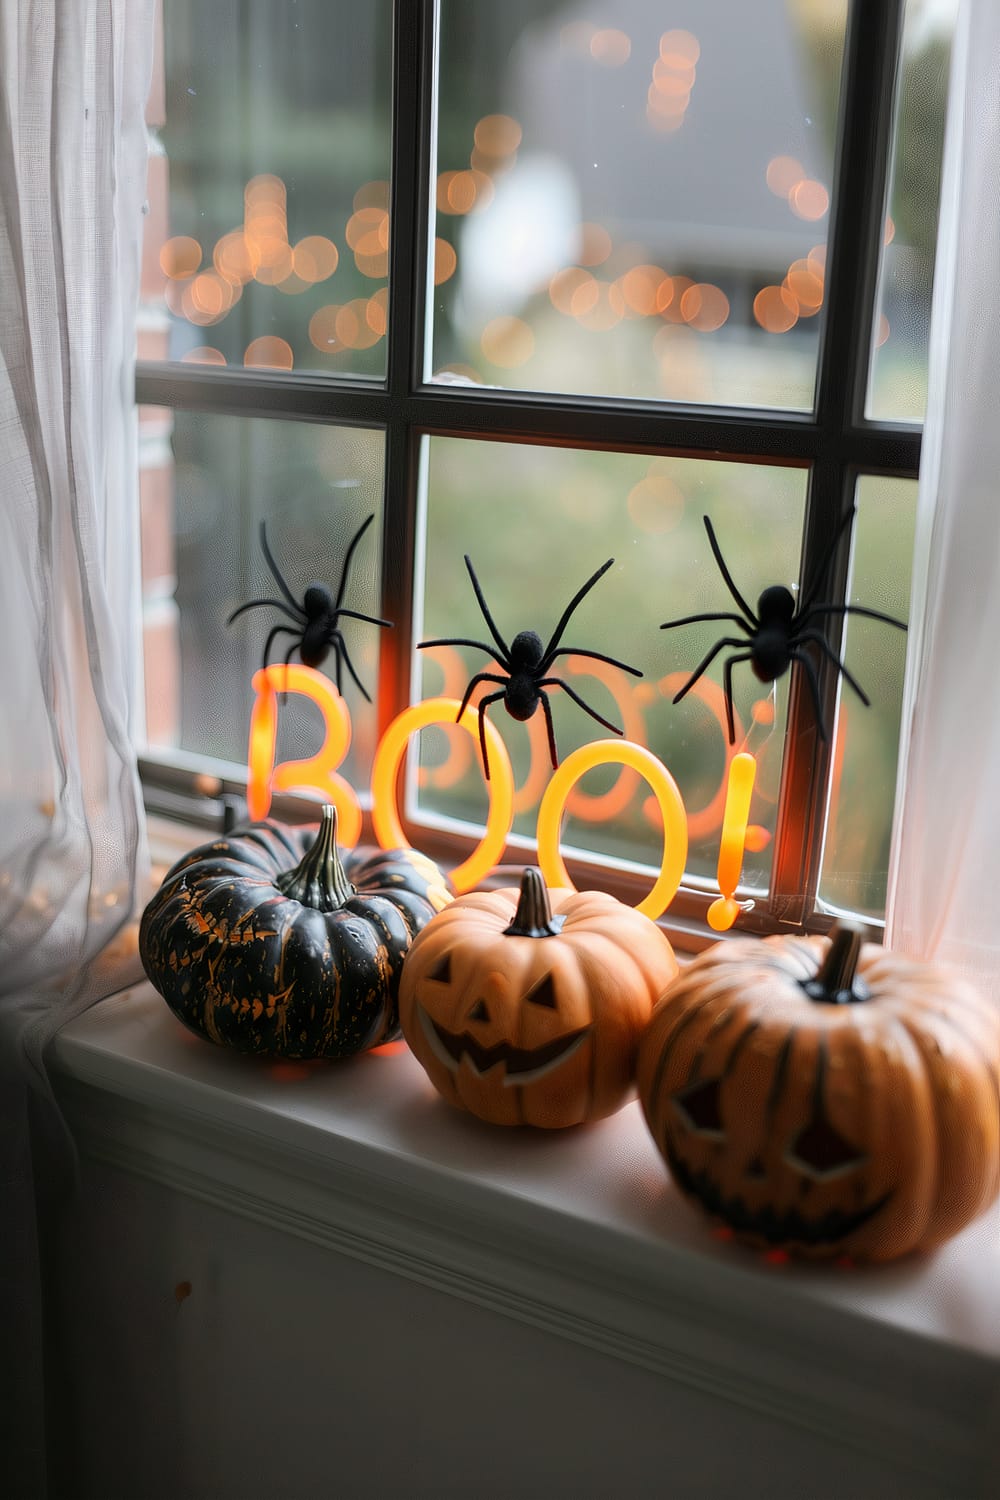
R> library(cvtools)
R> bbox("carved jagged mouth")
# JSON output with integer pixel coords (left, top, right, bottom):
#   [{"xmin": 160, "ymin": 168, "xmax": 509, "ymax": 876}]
[
  {"xmin": 666, "ymin": 1150, "xmax": 893, "ymax": 1248},
  {"xmin": 418, "ymin": 1006, "xmax": 590, "ymax": 1088}
]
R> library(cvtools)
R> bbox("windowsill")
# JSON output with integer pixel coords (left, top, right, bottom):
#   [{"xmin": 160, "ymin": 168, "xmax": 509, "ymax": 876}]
[{"xmin": 51, "ymin": 982, "xmax": 1000, "ymax": 1494}]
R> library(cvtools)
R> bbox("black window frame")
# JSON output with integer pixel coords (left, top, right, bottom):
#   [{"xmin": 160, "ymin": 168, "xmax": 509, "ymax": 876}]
[{"xmin": 137, "ymin": 0, "xmax": 919, "ymax": 944}]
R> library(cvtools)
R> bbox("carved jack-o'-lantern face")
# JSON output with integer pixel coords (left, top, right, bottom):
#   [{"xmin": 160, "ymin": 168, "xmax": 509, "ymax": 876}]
[
  {"xmin": 637, "ymin": 924, "xmax": 1000, "ymax": 1262},
  {"xmin": 399, "ymin": 868, "xmax": 678, "ymax": 1128}
]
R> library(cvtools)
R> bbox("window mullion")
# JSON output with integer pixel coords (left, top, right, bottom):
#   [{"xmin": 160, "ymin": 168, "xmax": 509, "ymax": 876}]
[{"xmin": 767, "ymin": 0, "xmax": 907, "ymax": 928}]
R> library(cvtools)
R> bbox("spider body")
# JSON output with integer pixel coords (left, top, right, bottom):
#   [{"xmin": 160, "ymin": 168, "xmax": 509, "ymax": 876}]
[
  {"xmin": 419, "ymin": 556, "xmax": 642, "ymax": 779},
  {"xmin": 227, "ymin": 513, "xmax": 392, "ymax": 700},
  {"xmin": 661, "ymin": 511, "xmax": 906, "ymax": 743}
]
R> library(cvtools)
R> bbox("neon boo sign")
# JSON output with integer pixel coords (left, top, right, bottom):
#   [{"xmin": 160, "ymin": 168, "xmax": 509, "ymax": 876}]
[{"xmin": 247, "ymin": 664, "xmax": 759, "ymax": 930}]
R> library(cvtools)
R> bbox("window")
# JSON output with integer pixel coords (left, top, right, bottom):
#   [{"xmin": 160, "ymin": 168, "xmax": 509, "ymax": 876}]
[{"xmin": 137, "ymin": 0, "xmax": 954, "ymax": 941}]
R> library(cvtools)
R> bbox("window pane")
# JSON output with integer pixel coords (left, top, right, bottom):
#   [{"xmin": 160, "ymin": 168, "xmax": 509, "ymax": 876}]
[
  {"xmin": 142, "ymin": 1, "xmax": 391, "ymax": 376},
  {"xmin": 429, "ymin": 0, "xmax": 847, "ymax": 409},
  {"xmin": 414, "ymin": 437, "xmax": 807, "ymax": 892},
  {"xmin": 818, "ymin": 477, "xmax": 915, "ymax": 917},
  {"xmin": 139, "ymin": 408, "xmax": 385, "ymax": 791},
  {"xmin": 868, "ymin": 0, "xmax": 957, "ymax": 421}
]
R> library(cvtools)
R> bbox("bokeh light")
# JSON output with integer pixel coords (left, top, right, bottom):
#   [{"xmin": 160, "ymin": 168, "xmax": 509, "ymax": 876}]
[
  {"xmin": 627, "ymin": 473, "xmax": 685, "ymax": 534},
  {"xmin": 366, "ymin": 287, "xmax": 389, "ymax": 336},
  {"xmin": 213, "ymin": 231, "xmax": 256, "ymax": 285},
  {"xmin": 549, "ymin": 266, "xmax": 595, "ymax": 315},
  {"xmin": 160, "ymin": 236, "xmax": 202, "ymax": 279},
  {"xmin": 480, "ymin": 316, "xmax": 534, "ymax": 367},
  {"xmin": 590, "ymin": 29, "xmax": 631, "ymax": 65},
  {"xmin": 681, "ymin": 283, "xmax": 730, "ymax": 332},
  {"xmin": 766, "ymin": 156, "xmax": 804, "ymax": 197},
  {"xmin": 618, "ymin": 264, "xmax": 668, "ymax": 317},
  {"xmin": 657, "ymin": 274, "xmax": 693, "ymax": 323},
  {"xmin": 434, "ymin": 238, "xmax": 458, "ymax": 285},
  {"xmin": 753, "ymin": 286, "xmax": 799, "ymax": 333},
  {"xmin": 660, "ymin": 29, "xmax": 700, "ymax": 65},
  {"xmin": 244, "ymin": 336, "xmax": 294, "ymax": 369},
  {"xmin": 293, "ymin": 236, "xmax": 339, "ymax": 282},
  {"xmin": 578, "ymin": 222, "xmax": 612, "ymax": 267},
  {"xmin": 473, "ymin": 114, "xmax": 522, "ymax": 156},
  {"xmin": 181, "ymin": 346, "xmax": 226, "ymax": 365},
  {"xmin": 309, "ymin": 304, "xmax": 342, "ymax": 354},
  {"xmin": 789, "ymin": 179, "xmax": 830, "ymax": 221},
  {"xmin": 336, "ymin": 299, "xmax": 383, "ymax": 350}
]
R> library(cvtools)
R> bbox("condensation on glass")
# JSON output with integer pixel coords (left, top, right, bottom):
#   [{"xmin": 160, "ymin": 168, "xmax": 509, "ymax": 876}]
[
  {"xmin": 413, "ymin": 435, "xmax": 808, "ymax": 890},
  {"xmin": 818, "ymin": 476, "xmax": 915, "ymax": 918},
  {"xmin": 868, "ymin": 0, "xmax": 958, "ymax": 422},
  {"xmin": 143, "ymin": 1, "xmax": 392, "ymax": 376},
  {"xmin": 138, "ymin": 408, "xmax": 385, "ymax": 790},
  {"xmin": 428, "ymin": 0, "xmax": 848, "ymax": 409}
]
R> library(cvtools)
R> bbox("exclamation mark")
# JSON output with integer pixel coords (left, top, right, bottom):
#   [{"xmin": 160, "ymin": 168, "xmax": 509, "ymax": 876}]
[{"xmin": 708, "ymin": 752, "xmax": 756, "ymax": 931}]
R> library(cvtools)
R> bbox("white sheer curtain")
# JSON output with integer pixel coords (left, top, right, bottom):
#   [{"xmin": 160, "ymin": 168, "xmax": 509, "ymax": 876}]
[
  {"xmin": 0, "ymin": 3, "xmax": 154, "ymax": 1494},
  {"xmin": 885, "ymin": 0, "xmax": 1000, "ymax": 1002}
]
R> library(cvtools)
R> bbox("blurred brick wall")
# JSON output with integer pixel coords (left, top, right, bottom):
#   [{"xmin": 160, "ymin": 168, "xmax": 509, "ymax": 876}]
[{"xmin": 138, "ymin": 0, "xmax": 180, "ymax": 747}]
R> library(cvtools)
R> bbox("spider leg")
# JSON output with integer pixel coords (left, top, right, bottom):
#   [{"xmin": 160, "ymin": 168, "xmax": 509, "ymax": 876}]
[
  {"xmin": 789, "ymin": 647, "xmax": 829, "ymax": 742},
  {"xmin": 794, "ymin": 629, "xmax": 870, "ymax": 706},
  {"xmin": 538, "ymin": 676, "xmax": 624, "ymax": 737},
  {"xmin": 333, "ymin": 606, "xmax": 394, "ymax": 629},
  {"xmin": 332, "ymin": 633, "xmax": 377, "ymax": 702},
  {"xmin": 722, "ymin": 653, "xmax": 754, "ymax": 745},
  {"xmin": 703, "ymin": 518, "xmax": 759, "ymax": 625},
  {"xmin": 798, "ymin": 506, "xmax": 856, "ymax": 615},
  {"xmin": 541, "ymin": 645, "xmax": 643, "ymax": 677},
  {"xmin": 333, "ymin": 514, "xmax": 376, "ymax": 610},
  {"xmin": 539, "ymin": 690, "xmax": 559, "ymax": 770},
  {"xmin": 456, "ymin": 672, "xmax": 509, "ymax": 723},
  {"xmin": 660, "ymin": 611, "xmax": 753, "ymax": 634},
  {"xmin": 227, "ymin": 596, "xmax": 304, "ymax": 626},
  {"xmin": 670, "ymin": 638, "xmax": 748, "ymax": 704},
  {"xmin": 799, "ymin": 603, "xmax": 907, "ymax": 631},
  {"xmin": 464, "ymin": 556, "xmax": 511, "ymax": 658},
  {"xmin": 475, "ymin": 691, "xmax": 507, "ymax": 782},
  {"xmin": 281, "ymin": 637, "xmax": 298, "ymax": 701},
  {"xmin": 261, "ymin": 623, "xmax": 300, "ymax": 671},
  {"xmin": 416, "ymin": 636, "xmax": 509, "ymax": 671},
  {"xmin": 540, "ymin": 557, "xmax": 615, "ymax": 661},
  {"xmin": 259, "ymin": 522, "xmax": 306, "ymax": 617}
]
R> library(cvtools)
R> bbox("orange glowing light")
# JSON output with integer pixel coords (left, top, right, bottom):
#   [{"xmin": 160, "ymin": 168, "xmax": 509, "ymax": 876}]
[
  {"xmin": 681, "ymin": 283, "xmax": 730, "ymax": 332},
  {"xmin": 247, "ymin": 664, "xmax": 361, "ymax": 841},
  {"xmin": 473, "ymin": 114, "xmax": 522, "ymax": 156},
  {"xmin": 647, "ymin": 85, "xmax": 690, "ymax": 119},
  {"xmin": 789, "ymin": 179, "xmax": 830, "ymax": 221},
  {"xmin": 370, "ymin": 697, "xmax": 514, "ymax": 895},
  {"xmin": 214, "ymin": 231, "xmax": 257, "ymax": 285},
  {"xmin": 159, "ymin": 236, "xmax": 202, "ymax": 279},
  {"xmin": 657, "ymin": 274, "xmax": 693, "ymax": 323},
  {"xmin": 181, "ymin": 347, "xmax": 226, "ymax": 365},
  {"xmin": 575, "ymin": 280, "xmax": 625, "ymax": 332},
  {"xmin": 189, "ymin": 271, "xmax": 230, "ymax": 318},
  {"xmin": 244, "ymin": 336, "xmax": 294, "ymax": 370},
  {"xmin": 366, "ymin": 287, "xmax": 389, "ymax": 336},
  {"xmin": 336, "ymin": 299, "xmax": 382, "ymax": 350},
  {"xmin": 536, "ymin": 741, "xmax": 688, "ymax": 921},
  {"xmin": 275, "ymin": 272, "xmax": 310, "ymax": 296},
  {"xmin": 444, "ymin": 169, "xmax": 494, "ymax": 215},
  {"xmin": 434, "ymin": 238, "xmax": 458, "ymax": 285},
  {"xmin": 619, "ymin": 264, "xmax": 667, "ymax": 317},
  {"xmin": 252, "ymin": 243, "xmax": 294, "ymax": 285},
  {"xmin": 785, "ymin": 259, "xmax": 823, "ymax": 312},
  {"xmin": 753, "ymin": 285, "xmax": 799, "ymax": 333},
  {"xmin": 651, "ymin": 65, "xmax": 693, "ymax": 98},
  {"xmin": 627, "ymin": 474, "xmax": 685, "ymax": 534},
  {"xmin": 752, "ymin": 697, "xmax": 775, "ymax": 726},
  {"xmin": 244, "ymin": 174, "xmax": 286, "ymax": 207},
  {"xmin": 180, "ymin": 283, "xmax": 218, "ymax": 327},
  {"xmin": 293, "ymin": 236, "xmax": 339, "ymax": 282},
  {"xmin": 354, "ymin": 248, "xmax": 389, "ymax": 279},
  {"xmin": 707, "ymin": 752, "xmax": 756, "ymax": 932},
  {"xmin": 876, "ymin": 314, "xmax": 890, "ymax": 348},
  {"xmin": 309, "ymin": 304, "xmax": 342, "ymax": 354},
  {"xmin": 590, "ymin": 28, "xmax": 631, "ymax": 65},
  {"xmin": 766, "ymin": 156, "xmax": 804, "ymax": 198},
  {"xmin": 744, "ymin": 825, "xmax": 772, "ymax": 854},
  {"xmin": 353, "ymin": 180, "xmax": 390, "ymax": 211},
  {"xmin": 660, "ymin": 29, "xmax": 700, "ymax": 64},
  {"xmin": 884, "ymin": 214, "xmax": 896, "ymax": 246},
  {"xmin": 480, "ymin": 315, "xmax": 534, "ymax": 367},
  {"xmin": 808, "ymin": 243, "xmax": 828, "ymax": 275},
  {"xmin": 549, "ymin": 267, "xmax": 595, "ymax": 315},
  {"xmin": 578, "ymin": 222, "xmax": 612, "ymax": 267},
  {"xmin": 345, "ymin": 208, "xmax": 386, "ymax": 251}
]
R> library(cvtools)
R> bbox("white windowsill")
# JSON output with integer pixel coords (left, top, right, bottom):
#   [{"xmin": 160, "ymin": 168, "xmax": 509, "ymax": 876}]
[{"xmin": 51, "ymin": 982, "xmax": 1000, "ymax": 1495}]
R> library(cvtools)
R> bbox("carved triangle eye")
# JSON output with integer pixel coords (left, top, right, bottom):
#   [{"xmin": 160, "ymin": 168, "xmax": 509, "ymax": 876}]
[
  {"xmin": 672, "ymin": 1077, "xmax": 724, "ymax": 1135},
  {"xmin": 427, "ymin": 952, "xmax": 451, "ymax": 983},
  {"xmin": 467, "ymin": 998, "xmax": 490, "ymax": 1023},
  {"xmin": 524, "ymin": 973, "xmax": 558, "ymax": 1009},
  {"xmin": 787, "ymin": 1115, "xmax": 866, "ymax": 1180}
]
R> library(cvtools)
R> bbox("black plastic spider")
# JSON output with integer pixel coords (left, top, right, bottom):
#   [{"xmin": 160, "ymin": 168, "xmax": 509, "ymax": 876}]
[
  {"xmin": 660, "ymin": 509, "xmax": 907, "ymax": 743},
  {"xmin": 227, "ymin": 513, "xmax": 392, "ymax": 700},
  {"xmin": 418, "ymin": 555, "xmax": 642, "ymax": 780}
]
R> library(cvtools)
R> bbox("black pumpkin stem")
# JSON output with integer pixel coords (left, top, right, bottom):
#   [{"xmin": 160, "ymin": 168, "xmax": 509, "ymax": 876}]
[
  {"xmin": 504, "ymin": 866, "xmax": 566, "ymax": 939},
  {"xmin": 801, "ymin": 919, "xmax": 871, "ymax": 1005},
  {"xmin": 276, "ymin": 805, "xmax": 356, "ymax": 912}
]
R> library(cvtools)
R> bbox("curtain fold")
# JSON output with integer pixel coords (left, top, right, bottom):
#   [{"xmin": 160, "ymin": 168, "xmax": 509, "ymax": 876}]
[
  {"xmin": 885, "ymin": 0, "xmax": 1000, "ymax": 1000},
  {"xmin": 0, "ymin": 3, "xmax": 154, "ymax": 1494}
]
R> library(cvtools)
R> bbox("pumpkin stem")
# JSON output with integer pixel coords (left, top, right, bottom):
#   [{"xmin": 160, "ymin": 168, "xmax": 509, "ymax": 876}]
[
  {"xmin": 275, "ymin": 805, "xmax": 356, "ymax": 912},
  {"xmin": 504, "ymin": 867, "xmax": 566, "ymax": 938},
  {"xmin": 801, "ymin": 919, "xmax": 871, "ymax": 1005}
]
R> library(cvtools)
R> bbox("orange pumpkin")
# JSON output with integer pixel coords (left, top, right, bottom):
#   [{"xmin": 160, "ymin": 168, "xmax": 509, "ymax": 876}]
[
  {"xmin": 399, "ymin": 866, "xmax": 678, "ymax": 1128},
  {"xmin": 637, "ymin": 922, "xmax": 1000, "ymax": 1262}
]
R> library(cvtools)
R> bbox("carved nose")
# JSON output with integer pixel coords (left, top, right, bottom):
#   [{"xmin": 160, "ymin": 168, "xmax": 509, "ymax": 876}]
[{"xmin": 467, "ymin": 999, "xmax": 490, "ymax": 1023}]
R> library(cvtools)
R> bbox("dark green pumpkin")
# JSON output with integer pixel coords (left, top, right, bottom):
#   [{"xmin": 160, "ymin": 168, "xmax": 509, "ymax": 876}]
[{"xmin": 139, "ymin": 805, "xmax": 452, "ymax": 1059}]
